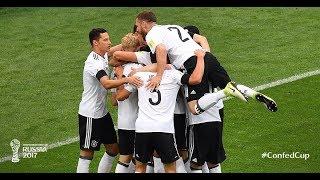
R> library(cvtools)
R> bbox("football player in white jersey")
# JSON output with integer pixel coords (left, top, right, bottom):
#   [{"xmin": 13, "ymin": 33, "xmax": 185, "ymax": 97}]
[
  {"xmin": 109, "ymin": 33, "xmax": 192, "ymax": 173},
  {"xmin": 117, "ymin": 49, "xmax": 205, "ymax": 173},
  {"xmin": 76, "ymin": 28, "xmax": 142, "ymax": 173},
  {"xmin": 134, "ymin": 11, "xmax": 278, "ymax": 117},
  {"xmin": 109, "ymin": 33, "xmax": 158, "ymax": 173},
  {"xmin": 110, "ymin": 32, "xmax": 189, "ymax": 173},
  {"xmin": 113, "ymin": 64, "xmax": 142, "ymax": 173},
  {"xmin": 182, "ymin": 25, "xmax": 225, "ymax": 173},
  {"xmin": 187, "ymin": 88, "xmax": 226, "ymax": 173},
  {"xmin": 111, "ymin": 26, "xmax": 227, "ymax": 173},
  {"xmin": 112, "ymin": 34, "xmax": 145, "ymax": 173}
]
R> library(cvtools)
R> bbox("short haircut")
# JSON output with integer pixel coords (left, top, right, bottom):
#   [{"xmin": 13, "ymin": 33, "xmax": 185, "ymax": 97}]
[
  {"xmin": 89, "ymin": 28, "xmax": 107, "ymax": 46},
  {"xmin": 121, "ymin": 33, "xmax": 140, "ymax": 51},
  {"xmin": 133, "ymin": 25, "xmax": 137, "ymax": 33},
  {"xmin": 136, "ymin": 11, "xmax": 157, "ymax": 23},
  {"xmin": 184, "ymin": 25, "xmax": 200, "ymax": 35}
]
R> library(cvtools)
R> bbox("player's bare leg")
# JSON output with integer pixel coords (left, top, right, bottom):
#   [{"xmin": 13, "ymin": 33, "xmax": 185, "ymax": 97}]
[
  {"xmin": 135, "ymin": 160, "xmax": 147, "ymax": 173},
  {"xmin": 163, "ymin": 162, "xmax": 176, "ymax": 173}
]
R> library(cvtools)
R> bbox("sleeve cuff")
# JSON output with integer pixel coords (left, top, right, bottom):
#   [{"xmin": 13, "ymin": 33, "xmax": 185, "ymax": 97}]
[{"xmin": 96, "ymin": 70, "xmax": 107, "ymax": 81}]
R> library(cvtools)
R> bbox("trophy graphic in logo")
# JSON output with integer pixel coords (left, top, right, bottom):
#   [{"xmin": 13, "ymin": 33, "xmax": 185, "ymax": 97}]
[{"xmin": 10, "ymin": 139, "xmax": 20, "ymax": 163}]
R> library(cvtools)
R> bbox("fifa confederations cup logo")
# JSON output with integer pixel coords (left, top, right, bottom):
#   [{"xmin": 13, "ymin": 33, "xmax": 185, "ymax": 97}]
[{"xmin": 10, "ymin": 139, "xmax": 20, "ymax": 163}]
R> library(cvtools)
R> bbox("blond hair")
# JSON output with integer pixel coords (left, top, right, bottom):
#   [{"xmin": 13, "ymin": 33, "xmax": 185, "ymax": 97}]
[{"xmin": 121, "ymin": 33, "xmax": 140, "ymax": 51}]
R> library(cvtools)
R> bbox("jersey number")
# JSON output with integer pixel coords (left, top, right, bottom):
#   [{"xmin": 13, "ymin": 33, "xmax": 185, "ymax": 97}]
[
  {"xmin": 167, "ymin": 27, "xmax": 189, "ymax": 42},
  {"xmin": 149, "ymin": 89, "xmax": 161, "ymax": 105}
]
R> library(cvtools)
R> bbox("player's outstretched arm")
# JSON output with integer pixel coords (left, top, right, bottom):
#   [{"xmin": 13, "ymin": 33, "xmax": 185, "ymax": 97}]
[
  {"xmin": 109, "ymin": 51, "xmax": 138, "ymax": 67},
  {"xmin": 129, "ymin": 63, "xmax": 157, "ymax": 76},
  {"xmin": 99, "ymin": 75, "xmax": 142, "ymax": 89},
  {"xmin": 188, "ymin": 49, "xmax": 205, "ymax": 85},
  {"xmin": 106, "ymin": 44, "xmax": 123, "ymax": 58},
  {"xmin": 128, "ymin": 63, "xmax": 172, "ymax": 77}
]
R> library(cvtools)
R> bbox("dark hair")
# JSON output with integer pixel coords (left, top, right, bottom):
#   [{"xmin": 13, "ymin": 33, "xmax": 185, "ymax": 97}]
[
  {"xmin": 136, "ymin": 11, "xmax": 157, "ymax": 23},
  {"xmin": 89, "ymin": 28, "xmax": 107, "ymax": 46},
  {"xmin": 133, "ymin": 25, "xmax": 137, "ymax": 33},
  {"xmin": 184, "ymin": 25, "xmax": 200, "ymax": 35}
]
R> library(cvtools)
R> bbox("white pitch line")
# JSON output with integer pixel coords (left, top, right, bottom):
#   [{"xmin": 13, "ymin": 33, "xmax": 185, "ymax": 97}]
[
  {"xmin": 1, "ymin": 69, "xmax": 319, "ymax": 163},
  {"xmin": 253, "ymin": 69, "xmax": 320, "ymax": 91}
]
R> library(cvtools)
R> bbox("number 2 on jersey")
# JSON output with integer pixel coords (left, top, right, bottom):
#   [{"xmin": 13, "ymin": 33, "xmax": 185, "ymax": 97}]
[
  {"xmin": 167, "ymin": 27, "xmax": 189, "ymax": 42},
  {"xmin": 149, "ymin": 89, "xmax": 161, "ymax": 105}
]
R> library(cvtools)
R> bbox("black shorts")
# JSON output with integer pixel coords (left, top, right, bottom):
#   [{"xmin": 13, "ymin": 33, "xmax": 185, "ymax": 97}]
[
  {"xmin": 190, "ymin": 109, "xmax": 226, "ymax": 165},
  {"xmin": 78, "ymin": 113, "xmax": 117, "ymax": 151},
  {"xmin": 118, "ymin": 129, "xmax": 135, "ymax": 155},
  {"xmin": 174, "ymin": 114, "xmax": 188, "ymax": 150},
  {"xmin": 134, "ymin": 132, "xmax": 179, "ymax": 164},
  {"xmin": 183, "ymin": 52, "xmax": 231, "ymax": 102}
]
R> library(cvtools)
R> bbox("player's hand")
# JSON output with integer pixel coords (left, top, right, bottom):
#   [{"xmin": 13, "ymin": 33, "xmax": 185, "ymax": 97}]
[
  {"xmin": 128, "ymin": 67, "xmax": 137, "ymax": 77},
  {"xmin": 164, "ymin": 64, "xmax": 172, "ymax": 70},
  {"xmin": 146, "ymin": 75, "xmax": 162, "ymax": 91},
  {"xmin": 114, "ymin": 66, "xmax": 124, "ymax": 79},
  {"xmin": 127, "ymin": 76, "xmax": 143, "ymax": 88},
  {"xmin": 194, "ymin": 49, "xmax": 206, "ymax": 59}
]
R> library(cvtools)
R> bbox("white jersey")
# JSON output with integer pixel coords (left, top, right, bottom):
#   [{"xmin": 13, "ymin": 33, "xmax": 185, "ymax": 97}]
[
  {"xmin": 188, "ymin": 93, "xmax": 224, "ymax": 125},
  {"xmin": 117, "ymin": 63, "xmax": 142, "ymax": 130},
  {"xmin": 146, "ymin": 25, "xmax": 202, "ymax": 69},
  {"xmin": 135, "ymin": 48, "xmax": 187, "ymax": 115},
  {"xmin": 125, "ymin": 69, "xmax": 184, "ymax": 133},
  {"xmin": 135, "ymin": 51, "xmax": 152, "ymax": 65},
  {"xmin": 78, "ymin": 51, "xmax": 109, "ymax": 119},
  {"xmin": 174, "ymin": 88, "xmax": 187, "ymax": 114}
]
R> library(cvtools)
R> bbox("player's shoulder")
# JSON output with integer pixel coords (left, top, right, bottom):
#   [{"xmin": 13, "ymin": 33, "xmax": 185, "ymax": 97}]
[
  {"xmin": 136, "ymin": 71, "xmax": 154, "ymax": 76},
  {"xmin": 164, "ymin": 68, "xmax": 183, "ymax": 78},
  {"xmin": 86, "ymin": 51, "xmax": 98, "ymax": 61},
  {"xmin": 85, "ymin": 51, "xmax": 106, "ymax": 69},
  {"xmin": 152, "ymin": 24, "xmax": 164, "ymax": 30},
  {"xmin": 86, "ymin": 52, "xmax": 105, "ymax": 63},
  {"xmin": 164, "ymin": 24, "xmax": 182, "ymax": 28},
  {"xmin": 135, "ymin": 50, "xmax": 150, "ymax": 56},
  {"xmin": 135, "ymin": 71, "xmax": 155, "ymax": 79},
  {"xmin": 160, "ymin": 69, "xmax": 183, "ymax": 85},
  {"xmin": 168, "ymin": 66, "xmax": 183, "ymax": 74},
  {"xmin": 147, "ymin": 25, "xmax": 166, "ymax": 35},
  {"xmin": 123, "ymin": 63, "xmax": 143, "ymax": 76},
  {"xmin": 123, "ymin": 62, "xmax": 141, "ymax": 68}
]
